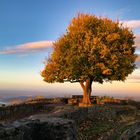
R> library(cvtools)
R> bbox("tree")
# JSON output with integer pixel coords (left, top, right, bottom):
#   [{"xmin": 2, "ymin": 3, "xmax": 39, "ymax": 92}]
[{"xmin": 41, "ymin": 13, "xmax": 137, "ymax": 106}]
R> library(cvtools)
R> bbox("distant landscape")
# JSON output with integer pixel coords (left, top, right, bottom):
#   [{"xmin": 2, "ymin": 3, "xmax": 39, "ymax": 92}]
[{"xmin": 0, "ymin": 89, "xmax": 140, "ymax": 106}]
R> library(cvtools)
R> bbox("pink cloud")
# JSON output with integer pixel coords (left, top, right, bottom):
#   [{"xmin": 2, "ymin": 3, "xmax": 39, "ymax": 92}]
[
  {"xmin": 120, "ymin": 20, "xmax": 140, "ymax": 29},
  {"xmin": 135, "ymin": 34, "xmax": 140, "ymax": 48},
  {"xmin": 0, "ymin": 41, "xmax": 53, "ymax": 54},
  {"xmin": 136, "ymin": 54, "xmax": 140, "ymax": 68}
]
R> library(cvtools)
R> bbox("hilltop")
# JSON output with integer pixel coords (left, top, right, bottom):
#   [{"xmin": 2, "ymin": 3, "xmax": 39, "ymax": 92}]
[{"xmin": 0, "ymin": 96, "xmax": 140, "ymax": 140}]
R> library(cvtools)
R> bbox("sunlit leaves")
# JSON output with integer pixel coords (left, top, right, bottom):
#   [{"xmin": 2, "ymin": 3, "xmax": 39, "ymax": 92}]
[{"xmin": 42, "ymin": 13, "xmax": 137, "ymax": 84}]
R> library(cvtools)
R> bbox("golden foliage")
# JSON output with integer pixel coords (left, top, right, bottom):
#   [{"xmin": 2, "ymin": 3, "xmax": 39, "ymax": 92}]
[{"xmin": 41, "ymin": 13, "xmax": 136, "ymax": 84}]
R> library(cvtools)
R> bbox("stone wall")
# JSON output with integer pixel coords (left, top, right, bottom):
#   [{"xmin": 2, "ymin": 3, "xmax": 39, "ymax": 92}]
[
  {"xmin": 0, "ymin": 117, "xmax": 77, "ymax": 140},
  {"xmin": 0, "ymin": 105, "xmax": 135, "ymax": 140},
  {"xmin": 0, "ymin": 98, "xmax": 67, "ymax": 122},
  {"xmin": 53, "ymin": 105, "xmax": 116, "ymax": 124},
  {"xmin": 0, "ymin": 105, "xmax": 116, "ymax": 140},
  {"xmin": 0, "ymin": 102, "xmax": 46, "ymax": 121}
]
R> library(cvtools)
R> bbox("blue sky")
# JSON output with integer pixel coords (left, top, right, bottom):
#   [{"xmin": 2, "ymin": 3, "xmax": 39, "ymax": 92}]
[{"xmin": 0, "ymin": 0, "xmax": 140, "ymax": 99}]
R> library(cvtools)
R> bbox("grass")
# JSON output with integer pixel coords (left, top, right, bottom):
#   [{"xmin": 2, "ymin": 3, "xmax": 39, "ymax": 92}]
[
  {"xmin": 77, "ymin": 105, "xmax": 138, "ymax": 140},
  {"xmin": 77, "ymin": 118, "xmax": 114, "ymax": 140},
  {"xmin": 111, "ymin": 123, "xmax": 135, "ymax": 140}
]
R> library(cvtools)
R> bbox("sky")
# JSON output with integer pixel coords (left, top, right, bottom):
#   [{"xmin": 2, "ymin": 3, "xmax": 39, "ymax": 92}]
[{"xmin": 0, "ymin": 0, "xmax": 140, "ymax": 99}]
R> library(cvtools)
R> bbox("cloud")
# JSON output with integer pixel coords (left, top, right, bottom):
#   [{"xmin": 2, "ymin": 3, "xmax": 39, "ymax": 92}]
[
  {"xmin": 120, "ymin": 20, "xmax": 140, "ymax": 29},
  {"xmin": 136, "ymin": 54, "xmax": 140, "ymax": 68},
  {"xmin": 0, "ymin": 41, "xmax": 53, "ymax": 54},
  {"xmin": 1, "ymin": 37, "xmax": 139, "ymax": 55},
  {"xmin": 135, "ymin": 34, "xmax": 140, "ymax": 49},
  {"xmin": 127, "ymin": 66, "xmax": 140, "ymax": 83},
  {"xmin": 126, "ymin": 55, "xmax": 140, "ymax": 83}
]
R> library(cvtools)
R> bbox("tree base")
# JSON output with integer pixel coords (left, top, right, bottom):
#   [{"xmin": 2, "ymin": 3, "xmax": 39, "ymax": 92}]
[{"xmin": 79, "ymin": 102, "xmax": 93, "ymax": 107}]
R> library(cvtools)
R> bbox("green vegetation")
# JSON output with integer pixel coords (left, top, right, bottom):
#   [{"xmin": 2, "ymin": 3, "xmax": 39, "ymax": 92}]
[
  {"xmin": 77, "ymin": 104, "xmax": 139, "ymax": 140},
  {"xmin": 78, "ymin": 119, "xmax": 113, "ymax": 140}
]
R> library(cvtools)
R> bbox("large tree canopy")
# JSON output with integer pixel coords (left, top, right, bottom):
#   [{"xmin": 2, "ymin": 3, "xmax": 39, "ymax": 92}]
[{"xmin": 41, "ymin": 13, "xmax": 137, "ymax": 106}]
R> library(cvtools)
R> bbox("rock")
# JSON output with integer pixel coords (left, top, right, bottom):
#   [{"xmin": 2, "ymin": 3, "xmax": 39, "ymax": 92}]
[
  {"xmin": 0, "ymin": 117, "xmax": 77, "ymax": 140},
  {"xmin": 120, "ymin": 122, "xmax": 140, "ymax": 140}
]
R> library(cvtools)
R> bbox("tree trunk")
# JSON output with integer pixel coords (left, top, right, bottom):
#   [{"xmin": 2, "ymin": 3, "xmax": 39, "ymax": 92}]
[{"xmin": 80, "ymin": 79, "xmax": 92, "ymax": 106}]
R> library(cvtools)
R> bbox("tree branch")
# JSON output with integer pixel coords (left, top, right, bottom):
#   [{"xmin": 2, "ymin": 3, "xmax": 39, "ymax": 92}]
[
  {"xmin": 63, "ymin": 79, "xmax": 80, "ymax": 83},
  {"xmin": 80, "ymin": 81, "xmax": 85, "ymax": 91}
]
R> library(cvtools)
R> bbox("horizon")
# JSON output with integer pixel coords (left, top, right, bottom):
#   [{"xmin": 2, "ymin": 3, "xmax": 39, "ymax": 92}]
[{"xmin": 0, "ymin": 0, "xmax": 140, "ymax": 100}]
